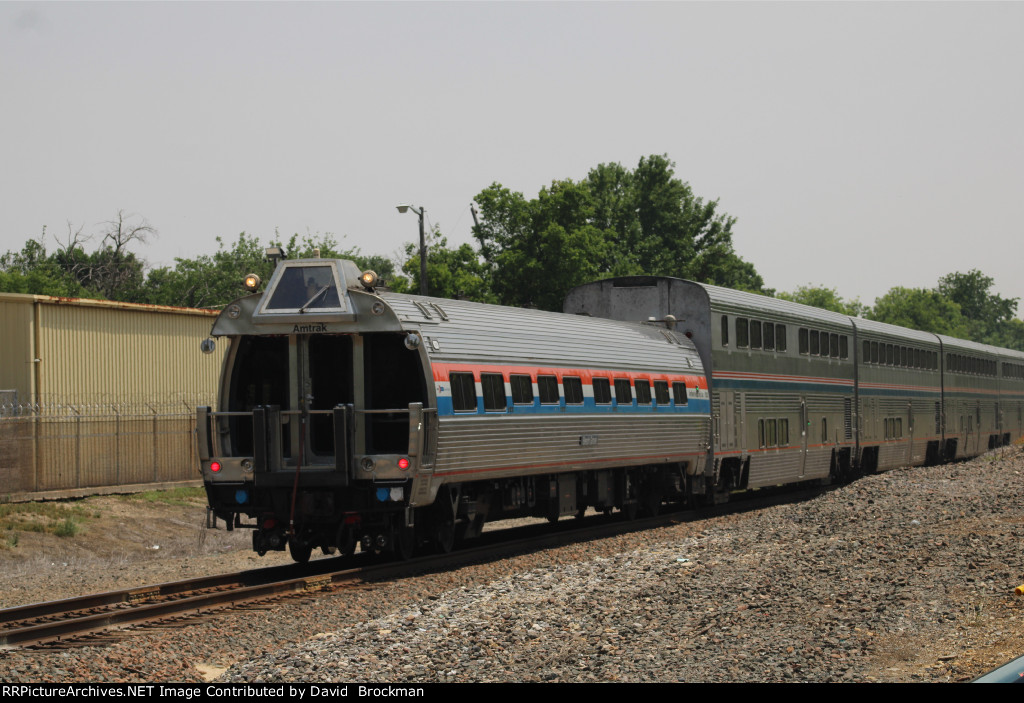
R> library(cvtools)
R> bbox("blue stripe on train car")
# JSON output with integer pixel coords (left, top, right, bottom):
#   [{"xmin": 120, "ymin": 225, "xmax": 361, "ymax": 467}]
[{"xmin": 435, "ymin": 396, "xmax": 711, "ymax": 417}]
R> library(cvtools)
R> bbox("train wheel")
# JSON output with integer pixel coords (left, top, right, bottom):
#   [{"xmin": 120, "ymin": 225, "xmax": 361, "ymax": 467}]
[
  {"xmin": 395, "ymin": 525, "xmax": 417, "ymax": 561},
  {"xmin": 335, "ymin": 525, "xmax": 356, "ymax": 557},
  {"xmin": 433, "ymin": 520, "xmax": 455, "ymax": 554},
  {"xmin": 289, "ymin": 539, "xmax": 312, "ymax": 564}
]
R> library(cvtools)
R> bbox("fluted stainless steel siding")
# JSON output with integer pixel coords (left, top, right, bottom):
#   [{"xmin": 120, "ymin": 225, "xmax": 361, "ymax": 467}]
[{"xmin": 433, "ymin": 413, "xmax": 709, "ymax": 480}]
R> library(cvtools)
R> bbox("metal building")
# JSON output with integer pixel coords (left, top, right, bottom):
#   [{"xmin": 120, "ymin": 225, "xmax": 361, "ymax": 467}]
[{"xmin": 0, "ymin": 293, "xmax": 226, "ymax": 499}]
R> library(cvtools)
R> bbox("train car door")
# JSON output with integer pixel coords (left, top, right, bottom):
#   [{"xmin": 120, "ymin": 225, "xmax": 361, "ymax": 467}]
[
  {"xmin": 906, "ymin": 401, "xmax": 914, "ymax": 466},
  {"xmin": 799, "ymin": 398, "xmax": 808, "ymax": 478},
  {"xmin": 739, "ymin": 392, "xmax": 748, "ymax": 459},
  {"xmin": 720, "ymin": 391, "xmax": 737, "ymax": 452}
]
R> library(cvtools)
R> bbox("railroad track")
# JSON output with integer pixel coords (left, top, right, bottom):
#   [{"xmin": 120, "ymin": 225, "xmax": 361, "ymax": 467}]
[{"xmin": 0, "ymin": 486, "xmax": 824, "ymax": 650}]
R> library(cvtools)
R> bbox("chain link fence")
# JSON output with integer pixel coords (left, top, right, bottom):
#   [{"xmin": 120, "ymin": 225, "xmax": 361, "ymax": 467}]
[{"xmin": 0, "ymin": 395, "xmax": 214, "ymax": 497}]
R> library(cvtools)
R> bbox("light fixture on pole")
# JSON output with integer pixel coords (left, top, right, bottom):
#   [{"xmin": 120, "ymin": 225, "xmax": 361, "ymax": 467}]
[{"xmin": 396, "ymin": 204, "xmax": 427, "ymax": 295}]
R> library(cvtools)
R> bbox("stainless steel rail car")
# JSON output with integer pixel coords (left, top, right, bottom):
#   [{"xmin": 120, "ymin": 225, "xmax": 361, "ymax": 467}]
[
  {"xmin": 566, "ymin": 277, "xmax": 857, "ymax": 498},
  {"xmin": 198, "ymin": 259, "xmax": 711, "ymax": 561},
  {"xmin": 564, "ymin": 276, "xmax": 1024, "ymax": 495},
  {"xmin": 853, "ymin": 318, "xmax": 943, "ymax": 472}
]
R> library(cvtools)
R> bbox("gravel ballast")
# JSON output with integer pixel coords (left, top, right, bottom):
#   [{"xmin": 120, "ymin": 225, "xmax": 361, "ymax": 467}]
[{"xmin": 2, "ymin": 448, "xmax": 1023, "ymax": 683}]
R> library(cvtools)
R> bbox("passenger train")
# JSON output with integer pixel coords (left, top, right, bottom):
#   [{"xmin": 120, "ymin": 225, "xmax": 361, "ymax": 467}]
[{"xmin": 197, "ymin": 258, "xmax": 1024, "ymax": 561}]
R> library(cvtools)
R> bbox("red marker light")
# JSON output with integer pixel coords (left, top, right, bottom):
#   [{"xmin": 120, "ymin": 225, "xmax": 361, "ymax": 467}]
[
  {"xmin": 397, "ymin": 457, "xmax": 410, "ymax": 470},
  {"xmin": 210, "ymin": 461, "xmax": 222, "ymax": 473}
]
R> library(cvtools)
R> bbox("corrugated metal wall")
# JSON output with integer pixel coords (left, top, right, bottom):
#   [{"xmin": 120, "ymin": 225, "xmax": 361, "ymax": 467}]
[
  {"xmin": 0, "ymin": 297, "xmax": 33, "ymax": 406},
  {"xmin": 35, "ymin": 299, "xmax": 223, "ymax": 407},
  {"xmin": 0, "ymin": 294, "xmax": 227, "ymax": 498}
]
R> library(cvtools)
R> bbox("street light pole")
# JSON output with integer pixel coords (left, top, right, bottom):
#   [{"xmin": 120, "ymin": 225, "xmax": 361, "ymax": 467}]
[{"xmin": 396, "ymin": 204, "xmax": 427, "ymax": 295}]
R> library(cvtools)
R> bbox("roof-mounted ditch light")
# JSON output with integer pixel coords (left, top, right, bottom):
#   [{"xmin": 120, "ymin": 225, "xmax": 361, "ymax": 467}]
[
  {"xmin": 359, "ymin": 270, "xmax": 379, "ymax": 291},
  {"xmin": 243, "ymin": 273, "xmax": 261, "ymax": 291}
]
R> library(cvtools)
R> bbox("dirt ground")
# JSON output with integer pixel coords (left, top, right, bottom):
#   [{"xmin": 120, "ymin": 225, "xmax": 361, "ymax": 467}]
[{"xmin": 0, "ymin": 492, "xmax": 305, "ymax": 609}]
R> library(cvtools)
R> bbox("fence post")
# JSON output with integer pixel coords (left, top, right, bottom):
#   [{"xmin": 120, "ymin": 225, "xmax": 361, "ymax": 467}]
[
  {"xmin": 74, "ymin": 406, "xmax": 81, "ymax": 489},
  {"xmin": 114, "ymin": 405, "xmax": 121, "ymax": 485},
  {"xmin": 151, "ymin": 405, "xmax": 158, "ymax": 483},
  {"xmin": 32, "ymin": 406, "xmax": 39, "ymax": 493}
]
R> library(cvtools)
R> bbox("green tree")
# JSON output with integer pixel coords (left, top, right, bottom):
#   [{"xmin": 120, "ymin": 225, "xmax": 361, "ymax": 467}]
[
  {"xmin": 473, "ymin": 155, "xmax": 766, "ymax": 310},
  {"xmin": 936, "ymin": 270, "xmax": 1018, "ymax": 344},
  {"xmin": 0, "ymin": 233, "xmax": 86, "ymax": 297},
  {"xmin": 868, "ymin": 287, "xmax": 971, "ymax": 338},
  {"xmin": 778, "ymin": 284, "xmax": 867, "ymax": 317},
  {"xmin": 144, "ymin": 232, "xmax": 270, "ymax": 309},
  {"xmin": 400, "ymin": 228, "xmax": 495, "ymax": 302}
]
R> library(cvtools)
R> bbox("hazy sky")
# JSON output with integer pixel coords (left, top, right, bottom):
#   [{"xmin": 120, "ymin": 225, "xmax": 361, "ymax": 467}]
[{"xmin": 2, "ymin": 2, "xmax": 1022, "ymax": 309}]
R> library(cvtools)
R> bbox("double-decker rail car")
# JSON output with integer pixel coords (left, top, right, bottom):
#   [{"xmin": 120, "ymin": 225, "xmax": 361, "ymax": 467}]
[
  {"xmin": 565, "ymin": 277, "xmax": 858, "ymax": 498},
  {"xmin": 564, "ymin": 275, "xmax": 1024, "ymax": 495},
  {"xmin": 852, "ymin": 318, "xmax": 943, "ymax": 471},
  {"xmin": 938, "ymin": 335, "xmax": 1001, "ymax": 459},
  {"xmin": 198, "ymin": 258, "xmax": 711, "ymax": 561},
  {"xmin": 996, "ymin": 345, "xmax": 1024, "ymax": 444}
]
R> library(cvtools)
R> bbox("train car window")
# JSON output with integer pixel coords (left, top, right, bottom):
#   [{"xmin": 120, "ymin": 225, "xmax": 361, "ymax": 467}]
[
  {"xmin": 538, "ymin": 375, "xmax": 559, "ymax": 404},
  {"xmin": 863, "ymin": 341, "xmax": 870, "ymax": 362},
  {"xmin": 809, "ymin": 330, "xmax": 820, "ymax": 356},
  {"xmin": 750, "ymin": 321, "xmax": 762, "ymax": 350},
  {"xmin": 840, "ymin": 336, "xmax": 848, "ymax": 359},
  {"xmin": 654, "ymin": 380, "xmax": 670, "ymax": 405},
  {"xmin": 263, "ymin": 265, "xmax": 343, "ymax": 312},
  {"xmin": 776, "ymin": 324, "xmax": 787, "ymax": 352},
  {"xmin": 758, "ymin": 419, "xmax": 766, "ymax": 448},
  {"xmin": 563, "ymin": 376, "xmax": 584, "ymax": 405},
  {"xmin": 767, "ymin": 419, "xmax": 777, "ymax": 447},
  {"xmin": 450, "ymin": 373, "xmax": 477, "ymax": 412},
  {"xmin": 779, "ymin": 419, "xmax": 789, "ymax": 446},
  {"xmin": 830, "ymin": 333, "xmax": 839, "ymax": 358},
  {"xmin": 886, "ymin": 344, "xmax": 894, "ymax": 365},
  {"xmin": 635, "ymin": 379, "xmax": 652, "ymax": 405},
  {"xmin": 672, "ymin": 382, "xmax": 688, "ymax": 405},
  {"xmin": 510, "ymin": 374, "xmax": 534, "ymax": 405},
  {"xmin": 764, "ymin": 322, "xmax": 775, "ymax": 351},
  {"xmin": 481, "ymin": 373, "xmax": 506, "ymax": 411},
  {"xmin": 614, "ymin": 378, "xmax": 633, "ymax": 405},
  {"xmin": 900, "ymin": 347, "xmax": 908, "ymax": 367},
  {"xmin": 593, "ymin": 377, "xmax": 612, "ymax": 404},
  {"xmin": 721, "ymin": 316, "xmax": 729, "ymax": 346},
  {"xmin": 799, "ymin": 328, "xmax": 809, "ymax": 354},
  {"xmin": 871, "ymin": 341, "xmax": 879, "ymax": 364},
  {"xmin": 736, "ymin": 318, "xmax": 749, "ymax": 348},
  {"xmin": 821, "ymin": 418, "xmax": 828, "ymax": 443}
]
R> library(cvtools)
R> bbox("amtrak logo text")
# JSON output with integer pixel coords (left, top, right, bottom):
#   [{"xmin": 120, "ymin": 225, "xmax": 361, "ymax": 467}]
[{"xmin": 293, "ymin": 323, "xmax": 328, "ymax": 333}]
